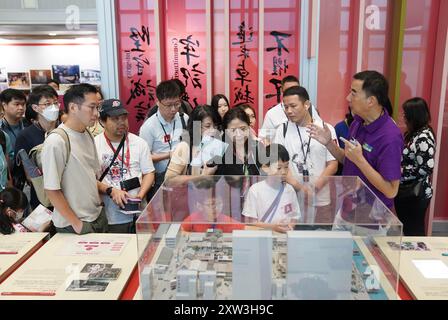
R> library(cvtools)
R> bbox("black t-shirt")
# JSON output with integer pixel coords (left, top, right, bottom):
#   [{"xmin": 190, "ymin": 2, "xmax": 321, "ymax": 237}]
[
  {"xmin": 214, "ymin": 143, "xmax": 261, "ymax": 176},
  {"xmin": 14, "ymin": 123, "xmax": 46, "ymax": 209}
]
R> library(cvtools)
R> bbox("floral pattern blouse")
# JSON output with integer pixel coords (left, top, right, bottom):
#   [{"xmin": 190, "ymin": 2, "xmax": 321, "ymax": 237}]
[{"xmin": 401, "ymin": 128, "xmax": 435, "ymax": 199}]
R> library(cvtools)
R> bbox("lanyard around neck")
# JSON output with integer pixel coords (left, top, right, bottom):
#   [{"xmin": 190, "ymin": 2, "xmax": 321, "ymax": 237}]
[
  {"xmin": 296, "ymin": 124, "xmax": 311, "ymax": 165},
  {"xmin": 105, "ymin": 134, "xmax": 130, "ymax": 178},
  {"xmin": 157, "ymin": 114, "xmax": 176, "ymax": 151}
]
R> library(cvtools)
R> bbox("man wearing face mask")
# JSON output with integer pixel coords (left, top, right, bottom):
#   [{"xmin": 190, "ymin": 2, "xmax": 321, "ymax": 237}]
[
  {"xmin": 14, "ymin": 85, "xmax": 59, "ymax": 207},
  {"xmin": 42, "ymin": 84, "xmax": 107, "ymax": 234}
]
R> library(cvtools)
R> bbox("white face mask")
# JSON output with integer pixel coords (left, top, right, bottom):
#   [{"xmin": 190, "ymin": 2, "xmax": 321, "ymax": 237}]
[{"xmin": 41, "ymin": 104, "xmax": 59, "ymax": 122}]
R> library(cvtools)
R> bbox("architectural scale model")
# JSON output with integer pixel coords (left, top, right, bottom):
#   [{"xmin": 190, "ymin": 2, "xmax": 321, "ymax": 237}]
[{"xmin": 141, "ymin": 225, "xmax": 387, "ymax": 300}]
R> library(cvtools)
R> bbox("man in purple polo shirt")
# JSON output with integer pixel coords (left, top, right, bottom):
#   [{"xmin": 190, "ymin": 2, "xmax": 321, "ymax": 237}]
[{"xmin": 308, "ymin": 70, "xmax": 403, "ymax": 209}]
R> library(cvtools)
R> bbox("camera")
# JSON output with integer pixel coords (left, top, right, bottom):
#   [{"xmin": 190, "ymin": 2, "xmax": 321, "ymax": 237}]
[
  {"xmin": 120, "ymin": 177, "xmax": 141, "ymax": 191},
  {"xmin": 122, "ymin": 198, "xmax": 141, "ymax": 212}
]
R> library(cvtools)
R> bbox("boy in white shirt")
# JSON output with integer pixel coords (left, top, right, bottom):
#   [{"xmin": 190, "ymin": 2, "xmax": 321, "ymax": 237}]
[{"xmin": 242, "ymin": 143, "xmax": 301, "ymax": 232}]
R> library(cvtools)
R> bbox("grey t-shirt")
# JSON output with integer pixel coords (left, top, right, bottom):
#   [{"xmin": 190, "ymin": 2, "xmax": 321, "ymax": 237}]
[{"xmin": 42, "ymin": 124, "xmax": 102, "ymax": 228}]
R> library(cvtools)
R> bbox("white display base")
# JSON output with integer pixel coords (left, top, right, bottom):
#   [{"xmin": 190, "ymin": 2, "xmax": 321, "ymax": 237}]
[
  {"xmin": 0, "ymin": 233, "xmax": 137, "ymax": 300},
  {"xmin": 375, "ymin": 236, "xmax": 448, "ymax": 300},
  {"xmin": 0, "ymin": 233, "xmax": 48, "ymax": 284}
]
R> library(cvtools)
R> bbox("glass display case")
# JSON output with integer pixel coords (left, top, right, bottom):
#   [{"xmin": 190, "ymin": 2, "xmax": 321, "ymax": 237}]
[{"xmin": 136, "ymin": 175, "xmax": 402, "ymax": 300}]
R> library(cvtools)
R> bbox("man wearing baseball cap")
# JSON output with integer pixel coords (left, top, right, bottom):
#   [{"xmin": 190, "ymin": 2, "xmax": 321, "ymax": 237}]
[{"xmin": 95, "ymin": 99, "xmax": 155, "ymax": 233}]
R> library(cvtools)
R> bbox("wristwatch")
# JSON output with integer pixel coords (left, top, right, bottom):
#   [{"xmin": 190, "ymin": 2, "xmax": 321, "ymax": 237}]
[{"xmin": 106, "ymin": 187, "xmax": 113, "ymax": 197}]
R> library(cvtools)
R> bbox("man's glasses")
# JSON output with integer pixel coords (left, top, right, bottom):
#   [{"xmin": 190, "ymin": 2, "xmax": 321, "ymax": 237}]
[{"xmin": 160, "ymin": 100, "xmax": 182, "ymax": 110}]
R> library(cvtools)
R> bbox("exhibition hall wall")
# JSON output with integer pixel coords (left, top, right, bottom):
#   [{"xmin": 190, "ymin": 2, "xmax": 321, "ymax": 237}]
[{"xmin": 0, "ymin": 41, "xmax": 101, "ymax": 91}]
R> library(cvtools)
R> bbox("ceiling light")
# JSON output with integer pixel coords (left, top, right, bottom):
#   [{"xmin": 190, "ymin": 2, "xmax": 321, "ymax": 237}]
[{"xmin": 48, "ymin": 33, "xmax": 57, "ymax": 36}]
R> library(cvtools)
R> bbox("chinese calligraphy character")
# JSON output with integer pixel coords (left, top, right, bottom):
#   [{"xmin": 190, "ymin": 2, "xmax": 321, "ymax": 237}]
[
  {"xmin": 130, "ymin": 26, "xmax": 150, "ymax": 52},
  {"xmin": 235, "ymin": 60, "xmax": 252, "ymax": 87},
  {"xmin": 272, "ymin": 56, "xmax": 289, "ymax": 76},
  {"xmin": 265, "ymin": 78, "xmax": 282, "ymax": 103},
  {"xmin": 234, "ymin": 85, "xmax": 254, "ymax": 104},
  {"xmin": 126, "ymin": 78, "xmax": 156, "ymax": 105},
  {"xmin": 180, "ymin": 35, "xmax": 200, "ymax": 65},
  {"xmin": 232, "ymin": 21, "xmax": 254, "ymax": 45},
  {"xmin": 266, "ymin": 31, "xmax": 291, "ymax": 56},
  {"xmin": 133, "ymin": 54, "xmax": 150, "ymax": 76},
  {"xmin": 134, "ymin": 101, "xmax": 151, "ymax": 123},
  {"xmin": 181, "ymin": 63, "xmax": 205, "ymax": 89}
]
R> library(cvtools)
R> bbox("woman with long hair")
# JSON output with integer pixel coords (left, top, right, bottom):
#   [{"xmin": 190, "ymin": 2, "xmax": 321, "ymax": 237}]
[
  {"xmin": 215, "ymin": 107, "xmax": 261, "ymax": 176},
  {"xmin": 394, "ymin": 97, "xmax": 436, "ymax": 236},
  {"xmin": 165, "ymin": 105, "xmax": 222, "ymax": 181},
  {"xmin": 235, "ymin": 103, "xmax": 259, "ymax": 141},
  {"xmin": 211, "ymin": 94, "xmax": 230, "ymax": 130}
]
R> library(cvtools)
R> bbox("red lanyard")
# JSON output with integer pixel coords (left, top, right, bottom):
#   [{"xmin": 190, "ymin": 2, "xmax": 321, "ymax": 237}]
[{"xmin": 105, "ymin": 134, "xmax": 130, "ymax": 170}]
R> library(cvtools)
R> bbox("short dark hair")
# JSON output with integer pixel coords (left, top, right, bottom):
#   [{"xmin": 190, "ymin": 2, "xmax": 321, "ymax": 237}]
[
  {"xmin": 47, "ymin": 78, "xmax": 60, "ymax": 87},
  {"xmin": 222, "ymin": 106, "xmax": 250, "ymax": 130},
  {"xmin": 26, "ymin": 85, "xmax": 58, "ymax": 121},
  {"xmin": 63, "ymin": 83, "xmax": 98, "ymax": 113},
  {"xmin": 187, "ymin": 105, "xmax": 220, "ymax": 146},
  {"xmin": 172, "ymin": 78, "xmax": 186, "ymax": 94},
  {"xmin": 353, "ymin": 70, "xmax": 389, "ymax": 108},
  {"xmin": 403, "ymin": 97, "xmax": 433, "ymax": 143},
  {"xmin": 281, "ymin": 75, "xmax": 300, "ymax": 87},
  {"xmin": 0, "ymin": 88, "xmax": 26, "ymax": 105},
  {"xmin": 156, "ymin": 80, "xmax": 181, "ymax": 101},
  {"xmin": 282, "ymin": 86, "xmax": 310, "ymax": 103},
  {"xmin": 384, "ymin": 97, "xmax": 393, "ymax": 117},
  {"xmin": 257, "ymin": 143, "xmax": 290, "ymax": 168}
]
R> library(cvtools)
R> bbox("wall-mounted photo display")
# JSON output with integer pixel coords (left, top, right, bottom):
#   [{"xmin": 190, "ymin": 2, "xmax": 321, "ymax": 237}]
[
  {"xmin": 30, "ymin": 69, "xmax": 52, "ymax": 87},
  {"xmin": 52, "ymin": 65, "xmax": 80, "ymax": 84},
  {"xmin": 0, "ymin": 67, "xmax": 7, "ymax": 83},
  {"xmin": 0, "ymin": 67, "xmax": 7, "ymax": 93},
  {"xmin": 81, "ymin": 69, "xmax": 101, "ymax": 85},
  {"xmin": 7, "ymin": 72, "xmax": 31, "ymax": 89}
]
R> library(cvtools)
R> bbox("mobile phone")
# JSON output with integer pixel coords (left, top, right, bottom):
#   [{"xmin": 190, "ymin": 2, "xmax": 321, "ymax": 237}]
[{"xmin": 122, "ymin": 198, "xmax": 142, "ymax": 212}]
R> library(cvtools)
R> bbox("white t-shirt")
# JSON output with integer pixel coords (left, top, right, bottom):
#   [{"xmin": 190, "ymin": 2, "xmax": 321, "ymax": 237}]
[
  {"xmin": 242, "ymin": 180, "xmax": 301, "ymax": 223},
  {"xmin": 42, "ymin": 124, "xmax": 102, "ymax": 228},
  {"xmin": 274, "ymin": 118, "xmax": 337, "ymax": 206},
  {"xmin": 259, "ymin": 102, "xmax": 321, "ymax": 141},
  {"xmin": 95, "ymin": 132, "xmax": 155, "ymax": 225}
]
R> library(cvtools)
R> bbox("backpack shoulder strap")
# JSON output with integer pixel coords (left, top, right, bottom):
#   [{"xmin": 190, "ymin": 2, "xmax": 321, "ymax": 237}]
[{"xmin": 48, "ymin": 128, "xmax": 71, "ymax": 165}]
